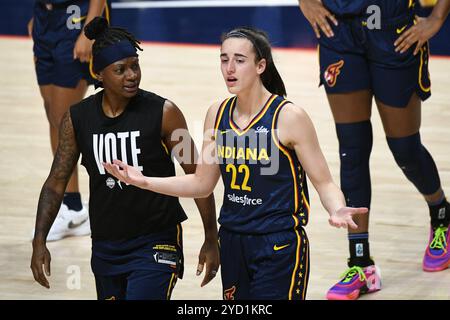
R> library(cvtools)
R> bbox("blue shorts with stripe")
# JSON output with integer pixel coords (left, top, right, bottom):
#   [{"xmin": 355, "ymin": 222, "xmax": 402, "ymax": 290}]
[
  {"xmin": 219, "ymin": 226, "xmax": 309, "ymax": 300},
  {"xmin": 318, "ymin": 11, "xmax": 431, "ymax": 108},
  {"xmin": 91, "ymin": 225, "xmax": 183, "ymax": 300},
  {"xmin": 32, "ymin": 0, "xmax": 95, "ymax": 88}
]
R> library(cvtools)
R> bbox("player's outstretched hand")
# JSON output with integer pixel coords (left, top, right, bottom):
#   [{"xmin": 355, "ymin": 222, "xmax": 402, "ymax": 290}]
[
  {"xmin": 329, "ymin": 207, "xmax": 368, "ymax": 229},
  {"xmin": 102, "ymin": 159, "xmax": 146, "ymax": 189}
]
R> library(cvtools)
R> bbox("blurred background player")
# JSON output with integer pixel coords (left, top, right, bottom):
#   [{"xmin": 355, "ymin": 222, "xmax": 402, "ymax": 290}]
[
  {"xmin": 29, "ymin": 0, "xmax": 110, "ymax": 241},
  {"xmin": 298, "ymin": 0, "xmax": 450, "ymax": 300}
]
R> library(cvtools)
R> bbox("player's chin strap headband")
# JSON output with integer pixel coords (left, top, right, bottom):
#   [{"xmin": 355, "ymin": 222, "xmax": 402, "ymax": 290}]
[
  {"xmin": 92, "ymin": 40, "xmax": 138, "ymax": 73},
  {"xmin": 223, "ymin": 30, "xmax": 264, "ymax": 60}
]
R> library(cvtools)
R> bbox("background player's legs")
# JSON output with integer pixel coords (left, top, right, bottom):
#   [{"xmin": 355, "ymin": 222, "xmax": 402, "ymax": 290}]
[
  {"xmin": 377, "ymin": 94, "xmax": 445, "ymax": 207},
  {"xmin": 377, "ymin": 94, "xmax": 450, "ymax": 271},
  {"xmin": 47, "ymin": 80, "xmax": 88, "ymax": 197},
  {"xmin": 35, "ymin": 80, "xmax": 91, "ymax": 241},
  {"xmin": 327, "ymin": 90, "xmax": 372, "ymax": 239},
  {"xmin": 326, "ymin": 90, "xmax": 382, "ymax": 300}
]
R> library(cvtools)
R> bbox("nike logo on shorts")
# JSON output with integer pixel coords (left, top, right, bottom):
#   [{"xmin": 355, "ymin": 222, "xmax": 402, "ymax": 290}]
[{"xmin": 273, "ymin": 244, "xmax": 290, "ymax": 251}]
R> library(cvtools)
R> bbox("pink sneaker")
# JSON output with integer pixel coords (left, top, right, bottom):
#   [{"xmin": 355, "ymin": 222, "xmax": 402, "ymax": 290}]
[
  {"xmin": 326, "ymin": 265, "xmax": 381, "ymax": 300},
  {"xmin": 423, "ymin": 226, "xmax": 450, "ymax": 272}
]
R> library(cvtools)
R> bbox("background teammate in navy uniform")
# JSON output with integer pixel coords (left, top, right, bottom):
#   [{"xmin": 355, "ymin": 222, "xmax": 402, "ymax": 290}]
[
  {"xmin": 104, "ymin": 27, "xmax": 368, "ymax": 300},
  {"xmin": 30, "ymin": 17, "xmax": 220, "ymax": 299},
  {"xmin": 29, "ymin": 0, "xmax": 111, "ymax": 241},
  {"xmin": 298, "ymin": 0, "xmax": 450, "ymax": 299}
]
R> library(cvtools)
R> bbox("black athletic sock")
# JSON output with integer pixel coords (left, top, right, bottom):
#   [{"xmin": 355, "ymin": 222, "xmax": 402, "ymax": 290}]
[
  {"xmin": 348, "ymin": 233, "xmax": 373, "ymax": 267},
  {"xmin": 63, "ymin": 192, "xmax": 82, "ymax": 211},
  {"xmin": 429, "ymin": 198, "xmax": 450, "ymax": 229}
]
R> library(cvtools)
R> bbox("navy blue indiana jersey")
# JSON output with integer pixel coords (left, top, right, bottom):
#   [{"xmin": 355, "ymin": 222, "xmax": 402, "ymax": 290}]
[
  {"xmin": 322, "ymin": 0, "xmax": 416, "ymax": 17},
  {"xmin": 214, "ymin": 95, "xmax": 310, "ymax": 234}
]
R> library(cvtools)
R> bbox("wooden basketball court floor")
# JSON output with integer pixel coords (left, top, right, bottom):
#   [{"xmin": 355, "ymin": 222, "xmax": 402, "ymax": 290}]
[{"xmin": 0, "ymin": 37, "xmax": 449, "ymax": 300}]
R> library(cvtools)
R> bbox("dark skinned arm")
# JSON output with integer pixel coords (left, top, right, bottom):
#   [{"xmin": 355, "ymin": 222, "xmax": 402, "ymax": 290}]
[
  {"xmin": 161, "ymin": 100, "xmax": 220, "ymax": 287},
  {"xmin": 30, "ymin": 111, "xmax": 81, "ymax": 289},
  {"xmin": 395, "ymin": 0, "xmax": 450, "ymax": 54}
]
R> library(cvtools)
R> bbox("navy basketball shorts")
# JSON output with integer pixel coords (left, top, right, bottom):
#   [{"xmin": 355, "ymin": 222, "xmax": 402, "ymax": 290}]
[
  {"xmin": 218, "ymin": 226, "xmax": 310, "ymax": 300},
  {"xmin": 91, "ymin": 225, "xmax": 183, "ymax": 300},
  {"xmin": 318, "ymin": 14, "xmax": 431, "ymax": 108},
  {"xmin": 32, "ymin": 0, "xmax": 94, "ymax": 88}
]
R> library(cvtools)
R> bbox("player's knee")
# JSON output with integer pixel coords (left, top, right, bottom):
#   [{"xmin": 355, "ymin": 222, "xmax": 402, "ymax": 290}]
[
  {"xmin": 387, "ymin": 132, "xmax": 440, "ymax": 194},
  {"xmin": 336, "ymin": 121, "xmax": 373, "ymax": 206},
  {"xmin": 386, "ymin": 133, "xmax": 421, "ymax": 169},
  {"xmin": 336, "ymin": 121, "xmax": 373, "ymax": 168}
]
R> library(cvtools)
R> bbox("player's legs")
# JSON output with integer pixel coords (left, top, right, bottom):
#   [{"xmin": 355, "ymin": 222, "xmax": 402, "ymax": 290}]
[
  {"xmin": 126, "ymin": 270, "xmax": 178, "ymax": 300},
  {"xmin": 49, "ymin": 80, "xmax": 88, "ymax": 194},
  {"xmin": 320, "ymin": 31, "xmax": 381, "ymax": 298},
  {"xmin": 218, "ymin": 228, "xmax": 250, "ymax": 300},
  {"xmin": 326, "ymin": 91, "xmax": 382, "ymax": 300},
  {"xmin": 33, "ymin": 81, "xmax": 91, "ymax": 242},
  {"xmin": 327, "ymin": 90, "xmax": 373, "ymax": 234},
  {"xmin": 376, "ymin": 95, "xmax": 450, "ymax": 272},
  {"xmin": 247, "ymin": 228, "xmax": 309, "ymax": 300},
  {"xmin": 32, "ymin": 2, "xmax": 91, "ymax": 241},
  {"xmin": 94, "ymin": 273, "xmax": 127, "ymax": 300}
]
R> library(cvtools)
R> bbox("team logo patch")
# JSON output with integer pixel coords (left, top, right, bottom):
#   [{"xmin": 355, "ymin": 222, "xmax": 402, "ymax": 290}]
[
  {"xmin": 224, "ymin": 286, "xmax": 236, "ymax": 300},
  {"xmin": 106, "ymin": 177, "xmax": 115, "ymax": 189},
  {"xmin": 324, "ymin": 60, "xmax": 344, "ymax": 87}
]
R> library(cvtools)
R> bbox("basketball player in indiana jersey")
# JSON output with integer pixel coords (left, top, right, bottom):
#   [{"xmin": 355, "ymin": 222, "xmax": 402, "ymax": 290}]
[
  {"xmin": 299, "ymin": 0, "xmax": 450, "ymax": 299},
  {"xmin": 31, "ymin": 17, "xmax": 220, "ymax": 299},
  {"xmin": 104, "ymin": 27, "xmax": 368, "ymax": 300}
]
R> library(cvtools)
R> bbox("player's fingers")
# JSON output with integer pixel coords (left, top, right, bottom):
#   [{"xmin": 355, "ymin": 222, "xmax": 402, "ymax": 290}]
[
  {"xmin": 312, "ymin": 22, "xmax": 321, "ymax": 38},
  {"xmin": 350, "ymin": 207, "xmax": 369, "ymax": 215},
  {"xmin": 394, "ymin": 28, "xmax": 412, "ymax": 46},
  {"xmin": 346, "ymin": 217, "xmax": 359, "ymax": 230},
  {"xmin": 113, "ymin": 159, "xmax": 125, "ymax": 168},
  {"xmin": 44, "ymin": 254, "xmax": 51, "ymax": 277},
  {"xmin": 413, "ymin": 41, "xmax": 423, "ymax": 56},
  {"xmin": 201, "ymin": 265, "xmax": 217, "ymax": 287},
  {"xmin": 196, "ymin": 262, "xmax": 204, "ymax": 276},
  {"xmin": 327, "ymin": 12, "xmax": 338, "ymax": 26},
  {"xmin": 34, "ymin": 263, "xmax": 49, "ymax": 288},
  {"xmin": 317, "ymin": 17, "xmax": 334, "ymax": 38}
]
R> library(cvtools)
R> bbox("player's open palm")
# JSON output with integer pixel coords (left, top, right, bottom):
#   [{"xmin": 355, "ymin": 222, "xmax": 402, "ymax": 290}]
[
  {"xmin": 329, "ymin": 207, "xmax": 368, "ymax": 229},
  {"xmin": 103, "ymin": 159, "xmax": 146, "ymax": 189},
  {"xmin": 298, "ymin": 0, "xmax": 338, "ymax": 38}
]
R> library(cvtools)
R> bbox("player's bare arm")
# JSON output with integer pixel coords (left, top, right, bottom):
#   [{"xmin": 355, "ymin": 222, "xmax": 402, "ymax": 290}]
[
  {"xmin": 277, "ymin": 104, "xmax": 368, "ymax": 229},
  {"xmin": 395, "ymin": 0, "xmax": 450, "ymax": 54},
  {"xmin": 31, "ymin": 111, "xmax": 80, "ymax": 288},
  {"xmin": 161, "ymin": 100, "xmax": 220, "ymax": 287},
  {"xmin": 103, "ymin": 101, "xmax": 222, "ymax": 198}
]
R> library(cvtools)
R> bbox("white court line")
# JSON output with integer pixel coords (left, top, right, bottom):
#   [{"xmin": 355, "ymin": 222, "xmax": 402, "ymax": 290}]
[{"xmin": 112, "ymin": 0, "xmax": 298, "ymax": 9}]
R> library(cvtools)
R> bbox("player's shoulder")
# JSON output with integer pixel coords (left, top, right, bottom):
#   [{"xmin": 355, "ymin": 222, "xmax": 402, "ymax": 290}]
[
  {"xmin": 70, "ymin": 92, "xmax": 98, "ymax": 113},
  {"xmin": 277, "ymin": 100, "xmax": 308, "ymax": 122}
]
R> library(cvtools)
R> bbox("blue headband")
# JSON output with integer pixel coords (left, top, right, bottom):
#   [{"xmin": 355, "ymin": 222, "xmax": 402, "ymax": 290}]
[{"xmin": 93, "ymin": 40, "xmax": 138, "ymax": 73}]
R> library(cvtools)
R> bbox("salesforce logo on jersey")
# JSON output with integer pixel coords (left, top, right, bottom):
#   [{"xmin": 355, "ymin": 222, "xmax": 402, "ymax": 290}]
[{"xmin": 227, "ymin": 193, "xmax": 263, "ymax": 206}]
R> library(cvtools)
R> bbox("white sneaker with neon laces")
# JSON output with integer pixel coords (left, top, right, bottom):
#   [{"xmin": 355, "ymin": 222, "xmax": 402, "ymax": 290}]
[{"xmin": 32, "ymin": 204, "xmax": 90, "ymax": 241}]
